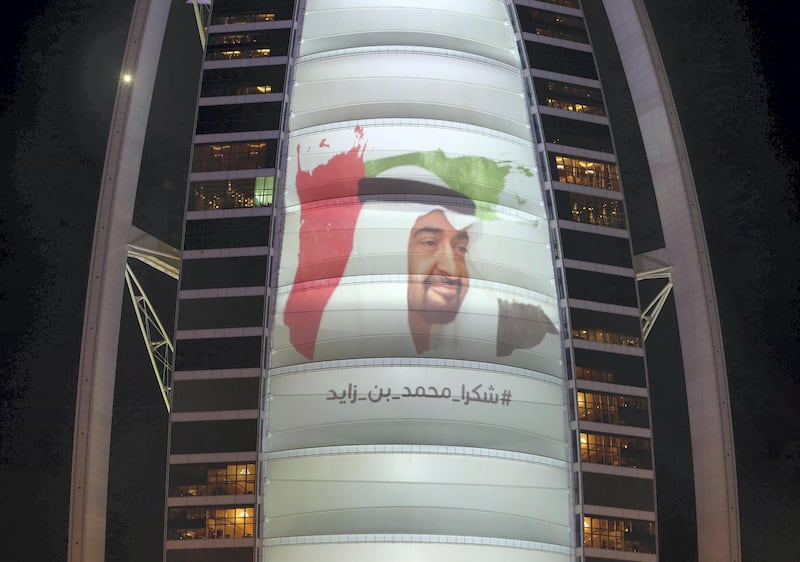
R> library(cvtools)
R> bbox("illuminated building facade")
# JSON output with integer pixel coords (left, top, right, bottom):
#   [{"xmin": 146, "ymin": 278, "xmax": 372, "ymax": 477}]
[{"xmin": 69, "ymin": 1, "xmax": 740, "ymax": 562}]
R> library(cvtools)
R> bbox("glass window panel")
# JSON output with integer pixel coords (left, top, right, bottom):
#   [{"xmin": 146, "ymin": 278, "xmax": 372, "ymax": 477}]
[{"xmin": 550, "ymin": 154, "xmax": 621, "ymax": 191}]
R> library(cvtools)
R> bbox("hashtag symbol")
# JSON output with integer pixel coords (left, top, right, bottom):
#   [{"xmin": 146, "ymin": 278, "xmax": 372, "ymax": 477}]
[{"xmin": 500, "ymin": 389, "xmax": 512, "ymax": 406}]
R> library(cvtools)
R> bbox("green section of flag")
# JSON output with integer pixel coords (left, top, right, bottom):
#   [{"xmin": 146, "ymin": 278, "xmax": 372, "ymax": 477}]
[{"xmin": 364, "ymin": 150, "xmax": 516, "ymax": 220}]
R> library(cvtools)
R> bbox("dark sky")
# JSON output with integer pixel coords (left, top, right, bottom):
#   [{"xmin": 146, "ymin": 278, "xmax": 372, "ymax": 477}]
[{"xmin": 1, "ymin": 1, "xmax": 798, "ymax": 562}]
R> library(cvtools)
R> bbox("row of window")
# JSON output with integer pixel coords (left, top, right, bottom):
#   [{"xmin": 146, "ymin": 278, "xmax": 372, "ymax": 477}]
[
  {"xmin": 560, "ymin": 229, "xmax": 633, "ymax": 268},
  {"xmin": 189, "ymin": 177, "xmax": 274, "ymax": 211},
  {"xmin": 175, "ymin": 336, "xmax": 262, "ymax": 372},
  {"xmin": 534, "ymin": 78, "xmax": 606, "ymax": 116},
  {"xmin": 170, "ymin": 463, "xmax": 256, "ymax": 497},
  {"xmin": 201, "ymin": 65, "xmax": 286, "ymax": 97},
  {"xmin": 211, "ymin": 12, "xmax": 276, "ymax": 25},
  {"xmin": 551, "ymin": 154, "xmax": 621, "ymax": 191},
  {"xmin": 565, "ymin": 268, "xmax": 638, "ymax": 308},
  {"xmin": 172, "ymin": 377, "xmax": 260, "ymax": 413},
  {"xmin": 180, "ymin": 255, "xmax": 268, "ymax": 290},
  {"xmin": 210, "ymin": 0, "xmax": 294, "ymax": 24},
  {"xmin": 196, "ymin": 102, "xmax": 281, "ymax": 135},
  {"xmin": 526, "ymin": 41, "xmax": 598, "ymax": 80},
  {"xmin": 182, "ymin": 215, "xmax": 271, "ymax": 251},
  {"xmin": 541, "ymin": 114, "xmax": 614, "ymax": 153},
  {"xmin": 577, "ymin": 391, "xmax": 649, "ymax": 427},
  {"xmin": 580, "ymin": 431, "xmax": 652, "ymax": 469},
  {"xmin": 569, "ymin": 199, "xmax": 624, "ymax": 228},
  {"xmin": 206, "ymin": 29, "xmax": 290, "ymax": 61},
  {"xmin": 583, "ymin": 516, "xmax": 656, "ymax": 553},
  {"xmin": 177, "ymin": 296, "xmax": 265, "ymax": 331},
  {"xmin": 191, "ymin": 141, "xmax": 275, "ymax": 173},
  {"xmin": 170, "ymin": 419, "xmax": 258, "ymax": 454},
  {"xmin": 572, "ymin": 348, "xmax": 646, "ymax": 387},
  {"xmin": 571, "ymin": 308, "xmax": 642, "ymax": 343},
  {"xmin": 168, "ymin": 506, "xmax": 255, "ymax": 540},
  {"xmin": 518, "ymin": 6, "xmax": 589, "ymax": 44},
  {"xmin": 573, "ymin": 327, "xmax": 640, "ymax": 347},
  {"xmin": 555, "ymin": 190, "xmax": 625, "ymax": 228},
  {"xmin": 575, "ymin": 365, "xmax": 617, "ymax": 384}
]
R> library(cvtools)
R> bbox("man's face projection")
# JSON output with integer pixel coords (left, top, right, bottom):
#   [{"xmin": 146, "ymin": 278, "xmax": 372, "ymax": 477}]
[{"xmin": 407, "ymin": 209, "xmax": 470, "ymax": 324}]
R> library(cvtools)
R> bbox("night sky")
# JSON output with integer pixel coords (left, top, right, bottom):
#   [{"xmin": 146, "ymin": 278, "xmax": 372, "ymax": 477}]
[{"xmin": 1, "ymin": 1, "xmax": 798, "ymax": 561}]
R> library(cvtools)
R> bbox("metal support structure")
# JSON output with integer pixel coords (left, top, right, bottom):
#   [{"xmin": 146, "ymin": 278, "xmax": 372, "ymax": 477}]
[
  {"xmin": 125, "ymin": 227, "xmax": 180, "ymax": 411},
  {"xmin": 124, "ymin": 263, "xmax": 174, "ymax": 412},
  {"xmin": 636, "ymin": 266, "xmax": 673, "ymax": 341},
  {"xmin": 190, "ymin": 0, "xmax": 210, "ymax": 50},
  {"xmin": 128, "ymin": 225, "xmax": 180, "ymax": 280}
]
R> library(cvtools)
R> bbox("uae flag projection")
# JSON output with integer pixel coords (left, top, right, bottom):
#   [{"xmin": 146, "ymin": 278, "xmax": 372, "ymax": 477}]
[
  {"xmin": 261, "ymin": 2, "xmax": 572, "ymax": 560},
  {"xmin": 275, "ymin": 125, "xmax": 560, "ymax": 373}
]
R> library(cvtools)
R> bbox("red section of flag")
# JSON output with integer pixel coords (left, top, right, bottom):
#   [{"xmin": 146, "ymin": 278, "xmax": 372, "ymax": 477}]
[{"xmin": 284, "ymin": 131, "xmax": 366, "ymax": 360}]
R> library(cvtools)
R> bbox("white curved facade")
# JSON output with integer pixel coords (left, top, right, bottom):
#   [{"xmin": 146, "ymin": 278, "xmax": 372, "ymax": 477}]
[{"xmin": 264, "ymin": 1, "xmax": 570, "ymax": 559}]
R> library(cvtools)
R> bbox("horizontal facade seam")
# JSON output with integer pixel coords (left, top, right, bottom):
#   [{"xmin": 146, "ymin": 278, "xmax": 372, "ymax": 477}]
[
  {"xmin": 182, "ymin": 247, "xmax": 271, "ymax": 259},
  {"xmin": 557, "ymin": 219, "xmax": 630, "ymax": 238},
  {"xmin": 175, "ymin": 326, "xmax": 265, "ymax": 340},
  {"xmin": 263, "ymin": 533, "xmax": 571, "ymax": 552},
  {"xmin": 264, "ymin": 444, "xmax": 569, "ymax": 468},
  {"xmin": 528, "ymin": 68, "xmax": 601, "ymax": 89},
  {"xmin": 204, "ymin": 56, "xmax": 289, "ymax": 70},
  {"xmin": 172, "ymin": 368, "xmax": 263, "ymax": 381},
  {"xmin": 170, "ymin": 409, "xmax": 260, "ymax": 422},
  {"xmin": 168, "ymin": 452, "xmax": 258, "ymax": 465},
  {"xmin": 578, "ymin": 421, "xmax": 651, "ymax": 438},
  {"xmin": 545, "ymin": 143, "xmax": 615, "ymax": 162}
]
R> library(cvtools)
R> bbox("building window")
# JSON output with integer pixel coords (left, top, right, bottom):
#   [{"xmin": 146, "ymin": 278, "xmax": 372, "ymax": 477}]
[
  {"xmin": 177, "ymin": 296, "xmax": 265, "ymax": 331},
  {"xmin": 173, "ymin": 377, "xmax": 260, "ymax": 412},
  {"xmin": 179, "ymin": 255, "xmax": 268, "ymax": 290},
  {"xmin": 559, "ymin": 230, "xmax": 633, "ymax": 268},
  {"xmin": 201, "ymin": 65, "xmax": 286, "ymax": 97},
  {"xmin": 555, "ymin": 190, "xmax": 625, "ymax": 228},
  {"xmin": 568, "ymin": 197, "xmax": 624, "ymax": 227},
  {"xmin": 580, "ymin": 431, "xmax": 652, "ymax": 469},
  {"xmin": 540, "ymin": 115, "xmax": 614, "ymax": 153},
  {"xmin": 551, "ymin": 154, "xmax": 621, "ymax": 191},
  {"xmin": 565, "ymin": 269, "xmax": 638, "ymax": 308},
  {"xmin": 205, "ymin": 29, "xmax": 290, "ymax": 61},
  {"xmin": 570, "ymin": 308, "xmax": 642, "ymax": 347},
  {"xmin": 525, "ymin": 41, "xmax": 598, "ymax": 80},
  {"xmin": 182, "ymin": 216, "xmax": 271, "ymax": 251},
  {"xmin": 211, "ymin": 12, "xmax": 276, "ymax": 25},
  {"xmin": 210, "ymin": 0, "xmax": 294, "ymax": 24},
  {"xmin": 174, "ymin": 336, "xmax": 263, "ymax": 371},
  {"xmin": 534, "ymin": 78, "xmax": 606, "ymax": 116},
  {"xmin": 583, "ymin": 516, "xmax": 656, "ymax": 553},
  {"xmin": 572, "ymin": 327, "xmax": 640, "ymax": 347},
  {"xmin": 577, "ymin": 391, "xmax": 650, "ymax": 427},
  {"xmin": 195, "ymin": 102, "xmax": 281, "ymax": 134},
  {"xmin": 576, "ymin": 365, "xmax": 619, "ymax": 383},
  {"xmin": 168, "ymin": 505, "xmax": 255, "ymax": 540},
  {"xmin": 191, "ymin": 141, "xmax": 274, "ymax": 173},
  {"xmin": 517, "ymin": 7, "xmax": 589, "ymax": 44},
  {"xmin": 189, "ymin": 177, "xmax": 274, "ymax": 211},
  {"xmin": 573, "ymin": 349, "xmax": 647, "ymax": 387},
  {"xmin": 170, "ymin": 463, "xmax": 256, "ymax": 497},
  {"xmin": 169, "ymin": 419, "xmax": 259, "ymax": 454},
  {"xmin": 583, "ymin": 472, "xmax": 655, "ymax": 512}
]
